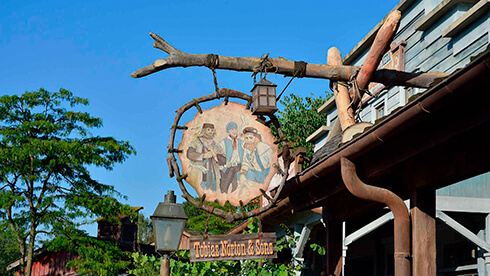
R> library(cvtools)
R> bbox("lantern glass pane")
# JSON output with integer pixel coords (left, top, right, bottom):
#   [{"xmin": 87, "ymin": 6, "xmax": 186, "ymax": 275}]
[
  {"xmin": 153, "ymin": 218, "xmax": 186, "ymax": 251},
  {"xmin": 260, "ymin": 96, "xmax": 268, "ymax": 106},
  {"xmin": 268, "ymin": 87, "xmax": 275, "ymax": 96},
  {"xmin": 260, "ymin": 87, "xmax": 269, "ymax": 96},
  {"xmin": 268, "ymin": 96, "xmax": 276, "ymax": 107}
]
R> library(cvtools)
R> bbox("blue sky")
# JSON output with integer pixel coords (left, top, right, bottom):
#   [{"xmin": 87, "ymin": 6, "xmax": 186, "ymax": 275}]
[{"xmin": 1, "ymin": 0, "xmax": 399, "ymax": 235}]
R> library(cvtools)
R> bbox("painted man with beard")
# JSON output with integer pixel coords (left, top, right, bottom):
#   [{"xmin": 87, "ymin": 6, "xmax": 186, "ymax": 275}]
[
  {"xmin": 218, "ymin": 121, "xmax": 244, "ymax": 193},
  {"xmin": 187, "ymin": 123, "xmax": 225, "ymax": 191},
  {"xmin": 239, "ymin": 127, "xmax": 272, "ymax": 184}
]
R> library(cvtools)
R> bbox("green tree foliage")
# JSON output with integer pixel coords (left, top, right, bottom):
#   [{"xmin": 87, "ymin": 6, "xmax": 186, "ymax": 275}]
[
  {"xmin": 137, "ymin": 212, "xmax": 153, "ymax": 244},
  {"xmin": 0, "ymin": 88, "xmax": 136, "ymax": 276},
  {"xmin": 0, "ymin": 221, "xmax": 21, "ymax": 276},
  {"xmin": 46, "ymin": 228, "xmax": 131, "ymax": 276},
  {"xmin": 182, "ymin": 197, "xmax": 261, "ymax": 234},
  {"xmin": 183, "ymin": 200, "xmax": 239, "ymax": 234},
  {"xmin": 274, "ymin": 92, "xmax": 332, "ymax": 161},
  {"xmin": 128, "ymin": 252, "xmax": 160, "ymax": 276}
]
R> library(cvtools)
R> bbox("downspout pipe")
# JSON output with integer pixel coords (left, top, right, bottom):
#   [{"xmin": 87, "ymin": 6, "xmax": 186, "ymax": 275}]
[{"xmin": 340, "ymin": 157, "xmax": 411, "ymax": 276}]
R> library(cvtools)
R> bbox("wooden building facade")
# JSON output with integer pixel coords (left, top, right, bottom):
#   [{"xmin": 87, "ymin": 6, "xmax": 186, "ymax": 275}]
[{"xmin": 274, "ymin": 0, "xmax": 490, "ymax": 275}]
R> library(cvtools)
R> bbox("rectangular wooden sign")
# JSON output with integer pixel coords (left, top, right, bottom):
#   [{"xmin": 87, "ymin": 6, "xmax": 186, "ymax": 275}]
[{"xmin": 189, "ymin": 233, "xmax": 277, "ymax": 262}]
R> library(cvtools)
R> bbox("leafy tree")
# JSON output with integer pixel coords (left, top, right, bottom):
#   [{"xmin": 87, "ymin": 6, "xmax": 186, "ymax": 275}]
[
  {"xmin": 0, "ymin": 220, "xmax": 21, "ymax": 276},
  {"xmin": 128, "ymin": 252, "xmax": 160, "ymax": 276},
  {"xmin": 274, "ymin": 92, "xmax": 332, "ymax": 162},
  {"xmin": 46, "ymin": 227, "xmax": 131, "ymax": 276},
  {"xmin": 183, "ymin": 200, "xmax": 239, "ymax": 234},
  {"xmin": 0, "ymin": 88, "xmax": 136, "ymax": 276},
  {"xmin": 136, "ymin": 212, "xmax": 153, "ymax": 244}
]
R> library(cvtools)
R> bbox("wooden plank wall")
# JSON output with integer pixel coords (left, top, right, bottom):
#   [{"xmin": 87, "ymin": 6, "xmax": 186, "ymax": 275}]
[{"xmin": 322, "ymin": 0, "xmax": 489, "ymax": 130}]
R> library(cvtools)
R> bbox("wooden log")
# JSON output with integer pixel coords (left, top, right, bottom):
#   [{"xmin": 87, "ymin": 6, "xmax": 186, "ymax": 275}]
[
  {"xmin": 411, "ymin": 187, "xmax": 436, "ymax": 276},
  {"xmin": 131, "ymin": 32, "xmax": 448, "ymax": 88},
  {"xmin": 351, "ymin": 10, "xmax": 402, "ymax": 110},
  {"xmin": 328, "ymin": 47, "xmax": 356, "ymax": 131},
  {"xmin": 324, "ymin": 217, "xmax": 343, "ymax": 276}
]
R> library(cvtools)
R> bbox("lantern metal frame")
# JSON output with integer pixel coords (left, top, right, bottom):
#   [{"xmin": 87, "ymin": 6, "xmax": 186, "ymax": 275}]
[
  {"xmin": 151, "ymin": 190, "xmax": 188, "ymax": 253},
  {"xmin": 251, "ymin": 77, "xmax": 278, "ymax": 116},
  {"xmin": 166, "ymin": 88, "xmax": 292, "ymax": 223}
]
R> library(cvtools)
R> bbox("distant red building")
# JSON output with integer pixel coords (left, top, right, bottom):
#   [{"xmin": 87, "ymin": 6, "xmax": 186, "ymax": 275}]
[{"xmin": 8, "ymin": 207, "xmax": 143, "ymax": 276}]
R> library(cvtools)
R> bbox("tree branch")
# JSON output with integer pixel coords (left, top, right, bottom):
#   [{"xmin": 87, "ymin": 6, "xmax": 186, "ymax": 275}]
[
  {"xmin": 35, "ymin": 230, "xmax": 53, "ymax": 236},
  {"xmin": 35, "ymin": 171, "xmax": 54, "ymax": 209},
  {"xmin": 131, "ymin": 32, "xmax": 449, "ymax": 88},
  {"xmin": 7, "ymin": 205, "xmax": 27, "ymax": 271}
]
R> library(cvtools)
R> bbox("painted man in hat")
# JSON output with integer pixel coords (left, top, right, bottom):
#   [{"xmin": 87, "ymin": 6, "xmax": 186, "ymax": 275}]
[
  {"xmin": 218, "ymin": 121, "xmax": 244, "ymax": 193},
  {"xmin": 187, "ymin": 123, "xmax": 225, "ymax": 191},
  {"xmin": 239, "ymin": 126, "xmax": 272, "ymax": 184}
]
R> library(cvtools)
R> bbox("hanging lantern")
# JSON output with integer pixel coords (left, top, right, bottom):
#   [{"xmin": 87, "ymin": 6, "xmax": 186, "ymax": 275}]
[{"xmin": 251, "ymin": 78, "xmax": 278, "ymax": 115}]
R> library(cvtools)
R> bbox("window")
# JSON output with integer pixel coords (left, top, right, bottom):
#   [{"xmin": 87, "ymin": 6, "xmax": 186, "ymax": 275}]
[
  {"xmin": 405, "ymin": 87, "xmax": 417, "ymax": 103},
  {"xmin": 329, "ymin": 116, "xmax": 337, "ymax": 127},
  {"xmin": 376, "ymin": 104, "xmax": 385, "ymax": 119}
]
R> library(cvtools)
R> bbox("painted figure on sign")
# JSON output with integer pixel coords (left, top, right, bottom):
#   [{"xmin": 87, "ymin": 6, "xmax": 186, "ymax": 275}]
[
  {"xmin": 187, "ymin": 123, "xmax": 225, "ymax": 191},
  {"xmin": 218, "ymin": 122, "xmax": 244, "ymax": 193},
  {"xmin": 240, "ymin": 127, "xmax": 272, "ymax": 184}
]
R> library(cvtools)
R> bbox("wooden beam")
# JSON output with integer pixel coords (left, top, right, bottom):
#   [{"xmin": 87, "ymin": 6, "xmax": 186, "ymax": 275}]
[
  {"xmin": 327, "ymin": 47, "xmax": 355, "ymax": 131},
  {"xmin": 131, "ymin": 33, "xmax": 449, "ymax": 88},
  {"xmin": 293, "ymin": 223, "xmax": 316, "ymax": 259},
  {"xmin": 351, "ymin": 10, "xmax": 402, "ymax": 112},
  {"xmin": 437, "ymin": 210, "xmax": 490, "ymax": 252},
  {"xmin": 411, "ymin": 187, "xmax": 436, "ymax": 276},
  {"xmin": 344, "ymin": 211, "xmax": 394, "ymax": 246},
  {"xmin": 485, "ymin": 214, "xmax": 490, "ymax": 275},
  {"xmin": 436, "ymin": 196, "xmax": 490, "ymax": 213},
  {"xmin": 325, "ymin": 217, "xmax": 343, "ymax": 276}
]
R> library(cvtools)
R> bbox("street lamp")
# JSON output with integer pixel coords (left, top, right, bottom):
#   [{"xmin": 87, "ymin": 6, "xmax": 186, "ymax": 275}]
[{"xmin": 151, "ymin": 190, "xmax": 188, "ymax": 276}]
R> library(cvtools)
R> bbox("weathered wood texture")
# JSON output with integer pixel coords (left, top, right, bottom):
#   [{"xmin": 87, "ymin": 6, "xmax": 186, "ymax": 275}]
[
  {"xmin": 410, "ymin": 187, "xmax": 436, "ymax": 276},
  {"xmin": 131, "ymin": 33, "xmax": 448, "ymax": 88},
  {"xmin": 189, "ymin": 233, "xmax": 277, "ymax": 262},
  {"xmin": 351, "ymin": 11, "xmax": 402, "ymax": 110},
  {"xmin": 160, "ymin": 257, "xmax": 170, "ymax": 276},
  {"xmin": 327, "ymin": 47, "xmax": 355, "ymax": 131},
  {"xmin": 323, "ymin": 211, "xmax": 343, "ymax": 276}
]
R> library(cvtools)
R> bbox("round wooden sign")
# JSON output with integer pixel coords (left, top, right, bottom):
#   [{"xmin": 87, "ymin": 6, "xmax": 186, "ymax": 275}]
[{"xmin": 178, "ymin": 102, "xmax": 278, "ymax": 206}]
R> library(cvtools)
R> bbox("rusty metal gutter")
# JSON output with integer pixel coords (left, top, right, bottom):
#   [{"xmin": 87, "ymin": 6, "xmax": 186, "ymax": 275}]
[
  {"xmin": 341, "ymin": 157, "xmax": 410, "ymax": 276},
  {"xmin": 280, "ymin": 49, "xmax": 490, "ymax": 199}
]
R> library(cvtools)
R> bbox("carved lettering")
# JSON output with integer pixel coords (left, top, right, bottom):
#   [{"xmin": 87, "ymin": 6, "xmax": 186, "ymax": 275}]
[
  {"xmin": 194, "ymin": 242, "xmax": 200, "ymax": 258},
  {"xmin": 221, "ymin": 241, "xmax": 228, "ymax": 257},
  {"xmin": 248, "ymin": 240, "xmax": 254, "ymax": 255},
  {"xmin": 190, "ymin": 233, "xmax": 276, "ymax": 262}
]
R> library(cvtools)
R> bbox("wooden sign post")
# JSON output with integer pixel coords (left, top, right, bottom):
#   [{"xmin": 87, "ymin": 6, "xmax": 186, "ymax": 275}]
[{"xmin": 190, "ymin": 233, "xmax": 277, "ymax": 262}]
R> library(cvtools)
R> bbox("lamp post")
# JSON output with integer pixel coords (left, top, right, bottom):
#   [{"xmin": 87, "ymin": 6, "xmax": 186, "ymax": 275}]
[{"xmin": 151, "ymin": 190, "xmax": 188, "ymax": 276}]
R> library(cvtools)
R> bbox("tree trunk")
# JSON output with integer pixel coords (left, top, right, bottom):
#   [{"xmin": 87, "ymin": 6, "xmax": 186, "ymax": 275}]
[
  {"xmin": 7, "ymin": 206, "xmax": 26, "ymax": 276},
  {"xmin": 25, "ymin": 218, "xmax": 36, "ymax": 276},
  {"xmin": 131, "ymin": 32, "xmax": 448, "ymax": 88},
  {"xmin": 327, "ymin": 47, "xmax": 355, "ymax": 131},
  {"xmin": 351, "ymin": 10, "xmax": 402, "ymax": 111}
]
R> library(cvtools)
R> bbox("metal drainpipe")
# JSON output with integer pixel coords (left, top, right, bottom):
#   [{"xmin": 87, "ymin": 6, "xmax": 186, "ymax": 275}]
[{"xmin": 340, "ymin": 157, "xmax": 411, "ymax": 276}]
